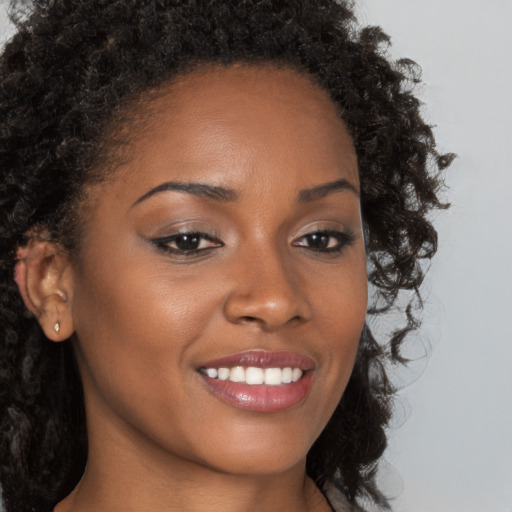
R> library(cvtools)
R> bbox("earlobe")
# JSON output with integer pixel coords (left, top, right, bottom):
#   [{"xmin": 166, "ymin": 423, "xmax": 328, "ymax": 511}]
[{"xmin": 14, "ymin": 237, "xmax": 75, "ymax": 342}]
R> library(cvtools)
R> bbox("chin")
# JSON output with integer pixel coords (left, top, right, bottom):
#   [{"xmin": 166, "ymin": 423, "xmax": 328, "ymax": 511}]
[
  {"xmin": 186, "ymin": 419, "xmax": 317, "ymax": 477},
  {"xmin": 203, "ymin": 449, "xmax": 307, "ymax": 477}
]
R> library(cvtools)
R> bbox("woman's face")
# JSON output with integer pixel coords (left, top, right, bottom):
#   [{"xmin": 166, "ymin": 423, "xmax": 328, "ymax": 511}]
[{"xmin": 69, "ymin": 65, "xmax": 367, "ymax": 477}]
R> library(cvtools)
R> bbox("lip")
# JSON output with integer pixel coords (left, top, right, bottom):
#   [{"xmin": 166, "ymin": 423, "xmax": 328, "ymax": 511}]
[
  {"xmin": 198, "ymin": 350, "xmax": 315, "ymax": 413},
  {"xmin": 199, "ymin": 350, "xmax": 315, "ymax": 370}
]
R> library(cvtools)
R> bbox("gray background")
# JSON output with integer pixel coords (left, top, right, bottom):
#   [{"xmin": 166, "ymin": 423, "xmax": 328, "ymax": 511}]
[
  {"xmin": 1, "ymin": 1, "xmax": 511, "ymax": 510},
  {"xmin": 360, "ymin": 1, "xmax": 512, "ymax": 511}
]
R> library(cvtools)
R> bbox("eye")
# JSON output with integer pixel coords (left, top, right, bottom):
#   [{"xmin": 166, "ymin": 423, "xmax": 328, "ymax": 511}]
[
  {"xmin": 293, "ymin": 229, "xmax": 355, "ymax": 254},
  {"xmin": 152, "ymin": 232, "xmax": 223, "ymax": 256}
]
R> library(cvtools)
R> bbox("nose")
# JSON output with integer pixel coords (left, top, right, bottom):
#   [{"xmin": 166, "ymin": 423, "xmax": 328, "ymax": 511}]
[{"xmin": 223, "ymin": 246, "xmax": 312, "ymax": 332}]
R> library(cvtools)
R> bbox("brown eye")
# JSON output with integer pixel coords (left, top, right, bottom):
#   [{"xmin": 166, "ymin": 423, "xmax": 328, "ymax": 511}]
[
  {"xmin": 174, "ymin": 234, "xmax": 201, "ymax": 251},
  {"xmin": 152, "ymin": 232, "xmax": 223, "ymax": 256},
  {"xmin": 304, "ymin": 233, "xmax": 332, "ymax": 250},
  {"xmin": 293, "ymin": 230, "xmax": 355, "ymax": 254}
]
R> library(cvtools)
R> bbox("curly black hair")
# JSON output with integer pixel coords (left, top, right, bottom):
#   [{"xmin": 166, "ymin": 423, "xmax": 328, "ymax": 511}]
[{"xmin": 0, "ymin": 1, "xmax": 453, "ymax": 511}]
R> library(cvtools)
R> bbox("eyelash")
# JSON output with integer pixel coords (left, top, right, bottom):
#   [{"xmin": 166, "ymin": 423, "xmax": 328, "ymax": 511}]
[
  {"xmin": 152, "ymin": 231, "xmax": 223, "ymax": 257},
  {"xmin": 293, "ymin": 229, "xmax": 356, "ymax": 254},
  {"xmin": 151, "ymin": 229, "xmax": 355, "ymax": 258}
]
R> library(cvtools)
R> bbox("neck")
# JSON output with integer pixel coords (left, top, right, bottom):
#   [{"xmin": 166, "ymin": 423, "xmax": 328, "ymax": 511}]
[{"xmin": 55, "ymin": 411, "xmax": 331, "ymax": 512}]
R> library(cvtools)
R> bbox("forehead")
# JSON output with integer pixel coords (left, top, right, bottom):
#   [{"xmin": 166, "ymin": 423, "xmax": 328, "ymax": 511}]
[
  {"xmin": 116, "ymin": 64, "xmax": 358, "ymax": 189},
  {"xmin": 86, "ymin": 64, "xmax": 360, "ymax": 222}
]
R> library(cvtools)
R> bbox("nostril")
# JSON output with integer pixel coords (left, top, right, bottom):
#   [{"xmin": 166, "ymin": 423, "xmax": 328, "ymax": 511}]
[
  {"xmin": 236, "ymin": 315, "xmax": 258, "ymax": 325},
  {"xmin": 236, "ymin": 313, "xmax": 305, "ymax": 331}
]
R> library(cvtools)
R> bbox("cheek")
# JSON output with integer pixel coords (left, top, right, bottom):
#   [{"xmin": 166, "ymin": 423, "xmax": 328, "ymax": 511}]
[
  {"xmin": 70, "ymin": 252, "xmax": 222, "ymax": 426},
  {"xmin": 73, "ymin": 248, "xmax": 218, "ymax": 343},
  {"xmin": 313, "ymin": 243, "xmax": 367, "ymax": 335},
  {"xmin": 308, "ymin": 248, "xmax": 367, "ymax": 408}
]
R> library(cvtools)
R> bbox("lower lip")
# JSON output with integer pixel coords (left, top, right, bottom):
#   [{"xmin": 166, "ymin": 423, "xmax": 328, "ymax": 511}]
[{"xmin": 200, "ymin": 371, "xmax": 314, "ymax": 412}]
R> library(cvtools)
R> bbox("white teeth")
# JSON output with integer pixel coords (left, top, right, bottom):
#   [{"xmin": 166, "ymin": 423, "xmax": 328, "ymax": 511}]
[
  {"xmin": 264, "ymin": 368, "xmax": 282, "ymax": 385},
  {"xmin": 246, "ymin": 367, "xmax": 264, "ymax": 385},
  {"xmin": 229, "ymin": 366, "xmax": 245, "ymax": 382},
  {"xmin": 217, "ymin": 368, "xmax": 230, "ymax": 380},
  {"xmin": 205, "ymin": 368, "xmax": 218, "ymax": 378},
  {"xmin": 202, "ymin": 366, "xmax": 304, "ymax": 385},
  {"xmin": 282, "ymin": 367, "xmax": 293, "ymax": 384}
]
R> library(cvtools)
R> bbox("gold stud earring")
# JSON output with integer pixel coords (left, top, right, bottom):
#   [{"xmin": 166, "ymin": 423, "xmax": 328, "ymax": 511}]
[{"xmin": 54, "ymin": 322, "xmax": 60, "ymax": 333}]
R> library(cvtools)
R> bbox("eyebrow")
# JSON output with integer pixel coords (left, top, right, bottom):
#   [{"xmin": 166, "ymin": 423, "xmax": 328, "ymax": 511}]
[
  {"xmin": 297, "ymin": 178, "xmax": 359, "ymax": 203},
  {"xmin": 132, "ymin": 176, "xmax": 359, "ymax": 208},
  {"xmin": 132, "ymin": 181, "xmax": 238, "ymax": 207}
]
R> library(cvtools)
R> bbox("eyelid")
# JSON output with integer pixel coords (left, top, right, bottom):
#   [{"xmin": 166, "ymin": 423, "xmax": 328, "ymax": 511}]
[{"xmin": 290, "ymin": 220, "xmax": 350, "ymax": 240}]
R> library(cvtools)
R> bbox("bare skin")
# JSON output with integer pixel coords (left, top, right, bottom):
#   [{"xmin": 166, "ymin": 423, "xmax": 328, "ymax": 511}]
[{"xmin": 19, "ymin": 65, "xmax": 366, "ymax": 512}]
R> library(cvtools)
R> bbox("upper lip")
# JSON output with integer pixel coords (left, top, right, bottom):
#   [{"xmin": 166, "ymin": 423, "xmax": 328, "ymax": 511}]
[{"xmin": 198, "ymin": 350, "xmax": 316, "ymax": 370}]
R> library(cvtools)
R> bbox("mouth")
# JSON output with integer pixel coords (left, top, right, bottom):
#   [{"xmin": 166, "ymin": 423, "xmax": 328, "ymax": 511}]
[
  {"xmin": 197, "ymin": 351, "xmax": 315, "ymax": 413},
  {"xmin": 199, "ymin": 366, "xmax": 305, "ymax": 385}
]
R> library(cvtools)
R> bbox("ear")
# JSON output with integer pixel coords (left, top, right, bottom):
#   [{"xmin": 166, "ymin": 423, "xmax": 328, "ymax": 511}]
[{"xmin": 14, "ymin": 237, "xmax": 75, "ymax": 342}]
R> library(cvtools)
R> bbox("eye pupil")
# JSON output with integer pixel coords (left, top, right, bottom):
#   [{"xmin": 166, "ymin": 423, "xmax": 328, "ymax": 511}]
[
  {"xmin": 175, "ymin": 234, "xmax": 200, "ymax": 251},
  {"xmin": 307, "ymin": 233, "xmax": 330, "ymax": 249}
]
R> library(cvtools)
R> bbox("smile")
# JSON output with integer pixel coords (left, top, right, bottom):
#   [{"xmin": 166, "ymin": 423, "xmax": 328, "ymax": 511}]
[
  {"xmin": 197, "ymin": 351, "xmax": 315, "ymax": 412},
  {"xmin": 199, "ymin": 366, "xmax": 303, "ymax": 385}
]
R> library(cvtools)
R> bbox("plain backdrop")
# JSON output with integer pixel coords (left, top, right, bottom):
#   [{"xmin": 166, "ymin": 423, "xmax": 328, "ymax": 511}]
[
  {"xmin": 1, "ymin": 1, "xmax": 511, "ymax": 511},
  {"xmin": 359, "ymin": 1, "xmax": 512, "ymax": 511}
]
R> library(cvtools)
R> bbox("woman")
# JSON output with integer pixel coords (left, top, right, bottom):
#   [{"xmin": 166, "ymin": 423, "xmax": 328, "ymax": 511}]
[{"xmin": 0, "ymin": 1, "xmax": 452, "ymax": 511}]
